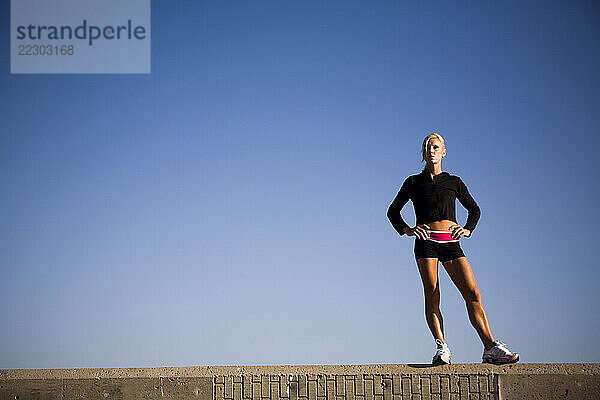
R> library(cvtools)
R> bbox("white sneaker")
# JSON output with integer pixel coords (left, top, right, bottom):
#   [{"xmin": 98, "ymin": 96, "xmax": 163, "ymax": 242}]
[
  {"xmin": 432, "ymin": 338, "xmax": 451, "ymax": 365},
  {"xmin": 482, "ymin": 340, "xmax": 519, "ymax": 364}
]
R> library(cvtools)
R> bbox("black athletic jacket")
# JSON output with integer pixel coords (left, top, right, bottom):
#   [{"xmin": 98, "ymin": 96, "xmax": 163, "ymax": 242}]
[{"xmin": 387, "ymin": 169, "xmax": 480, "ymax": 236}]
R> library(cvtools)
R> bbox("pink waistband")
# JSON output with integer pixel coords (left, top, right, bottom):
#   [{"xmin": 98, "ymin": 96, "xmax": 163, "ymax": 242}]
[{"xmin": 427, "ymin": 230, "xmax": 458, "ymax": 243}]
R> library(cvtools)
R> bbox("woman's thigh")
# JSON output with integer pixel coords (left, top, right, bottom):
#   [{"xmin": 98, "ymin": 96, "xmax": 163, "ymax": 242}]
[
  {"xmin": 441, "ymin": 257, "xmax": 481, "ymax": 302},
  {"xmin": 416, "ymin": 258, "xmax": 440, "ymax": 294}
]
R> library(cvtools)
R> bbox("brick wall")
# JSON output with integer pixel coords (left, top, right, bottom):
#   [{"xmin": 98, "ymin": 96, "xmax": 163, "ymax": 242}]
[{"xmin": 214, "ymin": 372, "xmax": 498, "ymax": 400}]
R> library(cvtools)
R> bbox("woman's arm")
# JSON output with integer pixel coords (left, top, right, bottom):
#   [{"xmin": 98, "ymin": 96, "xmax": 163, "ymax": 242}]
[
  {"xmin": 456, "ymin": 178, "xmax": 481, "ymax": 235},
  {"xmin": 387, "ymin": 178, "xmax": 412, "ymax": 236}
]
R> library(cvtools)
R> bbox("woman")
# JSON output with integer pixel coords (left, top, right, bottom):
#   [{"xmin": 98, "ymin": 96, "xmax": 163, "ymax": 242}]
[{"xmin": 387, "ymin": 133, "xmax": 519, "ymax": 365}]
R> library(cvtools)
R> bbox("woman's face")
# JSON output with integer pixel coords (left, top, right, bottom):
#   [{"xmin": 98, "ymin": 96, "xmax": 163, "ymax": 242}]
[{"xmin": 426, "ymin": 138, "xmax": 446, "ymax": 164}]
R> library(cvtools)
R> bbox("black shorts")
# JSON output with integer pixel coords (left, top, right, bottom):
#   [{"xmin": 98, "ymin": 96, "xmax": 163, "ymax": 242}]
[{"xmin": 414, "ymin": 239, "xmax": 465, "ymax": 263}]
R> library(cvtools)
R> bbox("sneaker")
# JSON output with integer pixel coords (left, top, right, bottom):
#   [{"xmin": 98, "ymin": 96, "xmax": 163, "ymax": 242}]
[
  {"xmin": 432, "ymin": 338, "xmax": 451, "ymax": 365},
  {"xmin": 482, "ymin": 341, "xmax": 519, "ymax": 364}
]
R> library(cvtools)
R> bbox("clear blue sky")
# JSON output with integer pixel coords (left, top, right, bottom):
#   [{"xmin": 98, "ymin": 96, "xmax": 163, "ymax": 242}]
[{"xmin": 1, "ymin": 0, "xmax": 599, "ymax": 368}]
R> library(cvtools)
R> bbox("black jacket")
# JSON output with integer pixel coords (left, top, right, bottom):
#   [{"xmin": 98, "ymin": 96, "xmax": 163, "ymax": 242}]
[{"xmin": 387, "ymin": 169, "xmax": 481, "ymax": 236}]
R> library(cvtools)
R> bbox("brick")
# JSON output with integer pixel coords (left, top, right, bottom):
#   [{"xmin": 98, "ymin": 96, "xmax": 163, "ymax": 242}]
[
  {"xmin": 271, "ymin": 382, "xmax": 280, "ymax": 400},
  {"xmin": 411, "ymin": 395, "xmax": 422, "ymax": 400},
  {"xmin": 335, "ymin": 375, "xmax": 344, "ymax": 396},
  {"xmin": 489, "ymin": 375, "xmax": 497, "ymax": 393},
  {"xmin": 374, "ymin": 375, "xmax": 383, "ymax": 395},
  {"xmin": 441, "ymin": 390, "xmax": 450, "ymax": 400},
  {"xmin": 478, "ymin": 375, "xmax": 488, "ymax": 395},
  {"xmin": 431, "ymin": 394, "xmax": 441, "ymax": 400},
  {"xmin": 308, "ymin": 374, "xmax": 318, "ymax": 381},
  {"xmin": 216, "ymin": 376, "xmax": 225, "ymax": 384},
  {"xmin": 226, "ymin": 376, "xmax": 234, "ymax": 399},
  {"xmin": 253, "ymin": 382, "xmax": 261, "ymax": 400},
  {"xmin": 421, "ymin": 376, "xmax": 431, "ymax": 399},
  {"xmin": 356, "ymin": 375, "xmax": 365, "ymax": 396},
  {"xmin": 317, "ymin": 375, "xmax": 326, "ymax": 397},
  {"xmin": 374, "ymin": 395, "xmax": 383, "ymax": 400},
  {"xmin": 234, "ymin": 376, "xmax": 243, "ymax": 383},
  {"xmin": 308, "ymin": 379, "xmax": 317, "ymax": 400},
  {"xmin": 299, "ymin": 375, "xmax": 307, "ymax": 397},
  {"xmin": 450, "ymin": 394, "xmax": 459, "ymax": 400},
  {"xmin": 289, "ymin": 380, "xmax": 298, "ymax": 400},
  {"xmin": 392, "ymin": 395, "xmax": 402, "ymax": 400},
  {"xmin": 450, "ymin": 375, "xmax": 459, "ymax": 393},
  {"xmin": 469, "ymin": 375, "xmax": 478, "ymax": 393},
  {"xmin": 383, "ymin": 378, "xmax": 392, "ymax": 400},
  {"xmin": 439, "ymin": 375, "xmax": 449, "ymax": 393},
  {"xmin": 327, "ymin": 379, "xmax": 335, "ymax": 398},
  {"xmin": 235, "ymin": 382, "xmax": 242, "ymax": 400},
  {"xmin": 261, "ymin": 376, "xmax": 269, "ymax": 398},
  {"xmin": 402, "ymin": 377, "xmax": 411, "ymax": 398},
  {"xmin": 365, "ymin": 376, "xmax": 374, "ymax": 400},
  {"xmin": 216, "ymin": 383, "xmax": 225, "ymax": 400},
  {"xmin": 346, "ymin": 376, "xmax": 356, "ymax": 399},
  {"xmin": 428, "ymin": 375, "xmax": 439, "ymax": 394},
  {"xmin": 280, "ymin": 375, "xmax": 289, "ymax": 399},
  {"xmin": 469, "ymin": 394, "xmax": 478, "ymax": 400},
  {"xmin": 392, "ymin": 375, "xmax": 401, "ymax": 395},
  {"xmin": 411, "ymin": 375, "xmax": 420, "ymax": 394},
  {"xmin": 459, "ymin": 376, "xmax": 468, "ymax": 398},
  {"xmin": 243, "ymin": 376, "xmax": 252, "ymax": 399}
]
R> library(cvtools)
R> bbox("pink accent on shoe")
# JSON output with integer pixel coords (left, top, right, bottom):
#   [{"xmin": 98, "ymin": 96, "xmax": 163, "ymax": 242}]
[{"xmin": 482, "ymin": 341, "xmax": 520, "ymax": 364}]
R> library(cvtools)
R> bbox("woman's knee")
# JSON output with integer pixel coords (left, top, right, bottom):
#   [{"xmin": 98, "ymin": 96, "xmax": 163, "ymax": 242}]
[
  {"xmin": 423, "ymin": 286, "xmax": 440, "ymax": 306},
  {"xmin": 463, "ymin": 286, "xmax": 481, "ymax": 303}
]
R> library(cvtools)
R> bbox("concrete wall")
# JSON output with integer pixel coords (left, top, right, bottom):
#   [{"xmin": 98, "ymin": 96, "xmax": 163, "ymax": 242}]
[{"xmin": 1, "ymin": 363, "xmax": 598, "ymax": 400}]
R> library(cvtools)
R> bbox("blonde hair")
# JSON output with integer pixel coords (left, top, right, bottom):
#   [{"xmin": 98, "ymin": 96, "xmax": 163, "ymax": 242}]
[{"xmin": 421, "ymin": 133, "xmax": 445, "ymax": 161}]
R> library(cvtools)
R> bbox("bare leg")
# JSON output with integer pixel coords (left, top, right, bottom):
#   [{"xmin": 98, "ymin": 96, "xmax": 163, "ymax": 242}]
[
  {"xmin": 416, "ymin": 258, "xmax": 445, "ymax": 343},
  {"xmin": 442, "ymin": 257, "xmax": 495, "ymax": 350}
]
